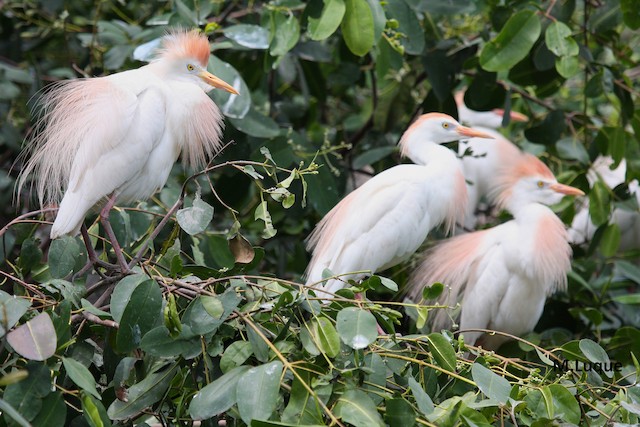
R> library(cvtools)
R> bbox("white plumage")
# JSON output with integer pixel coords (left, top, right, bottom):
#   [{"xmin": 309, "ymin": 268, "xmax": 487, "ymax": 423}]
[
  {"xmin": 568, "ymin": 156, "xmax": 640, "ymax": 252},
  {"xmin": 305, "ymin": 113, "xmax": 493, "ymax": 299},
  {"xmin": 18, "ymin": 30, "xmax": 238, "ymax": 240},
  {"xmin": 455, "ymin": 91, "xmax": 529, "ymax": 231},
  {"xmin": 406, "ymin": 153, "xmax": 584, "ymax": 349}
]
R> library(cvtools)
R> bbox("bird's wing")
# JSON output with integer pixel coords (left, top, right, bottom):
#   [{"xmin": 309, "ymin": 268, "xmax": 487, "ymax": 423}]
[
  {"xmin": 19, "ymin": 72, "xmax": 167, "ymax": 207},
  {"xmin": 306, "ymin": 165, "xmax": 439, "ymax": 285},
  {"xmin": 406, "ymin": 224, "xmax": 507, "ymax": 332}
]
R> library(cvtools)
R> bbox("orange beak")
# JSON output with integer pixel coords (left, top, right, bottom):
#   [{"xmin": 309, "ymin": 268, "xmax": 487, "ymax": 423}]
[
  {"xmin": 549, "ymin": 183, "xmax": 585, "ymax": 196},
  {"xmin": 493, "ymin": 108, "xmax": 529, "ymax": 122},
  {"xmin": 199, "ymin": 70, "xmax": 239, "ymax": 95},
  {"xmin": 456, "ymin": 125, "xmax": 495, "ymax": 139}
]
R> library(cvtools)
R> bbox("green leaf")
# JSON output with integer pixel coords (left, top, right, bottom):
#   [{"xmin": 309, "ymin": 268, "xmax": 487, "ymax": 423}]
[
  {"xmin": 422, "ymin": 282, "xmax": 444, "ymax": 300},
  {"xmin": 407, "ymin": 377, "xmax": 434, "ymax": 416},
  {"xmin": 282, "ymin": 367, "xmax": 327, "ymax": 424},
  {"xmin": 579, "ymin": 339, "xmax": 612, "ymax": 377},
  {"xmin": 229, "ymin": 106, "xmax": 280, "ymax": 138},
  {"xmin": 18, "ymin": 237, "xmax": 43, "ymax": 272},
  {"xmin": 221, "ymin": 341, "xmax": 253, "ymax": 373},
  {"xmin": 32, "ymin": 392, "xmax": 68, "ymax": 427},
  {"xmin": 255, "ymin": 201, "xmax": 278, "ymax": 239},
  {"xmin": 209, "ymin": 55, "xmax": 250, "ymax": 119},
  {"xmin": 384, "ymin": 397, "xmax": 415, "ymax": 426},
  {"xmin": 471, "ymin": 363, "xmax": 511, "ymax": 404},
  {"xmin": 115, "ymin": 278, "xmax": 163, "ymax": 353},
  {"xmin": 62, "ymin": 357, "xmax": 101, "ymax": 399},
  {"xmin": 0, "ymin": 290, "xmax": 31, "ymax": 337},
  {"xmin": 588, "ymin": 181, "xmax": 611, "ymax": 227},
  {"xmin": 622, "ymin": 0, "xmax": 640, "ymax": 29},
  {"xmin": 365, "ymin": 0, "xmax": 386, "ymax": 43},
  {"xmin": 236, "ymin": 361, "xmax": 284, "ymax": 424},
  {"xmin": 307, "ymin": 317, "xmax": 340, "ymax": 357},
  {"xmin": 480, "ymin": 10, "xmax": 542, "ymax": 72},
  {"xmin": 545, "ymin": 21, "xmax": 579, "ymax": 57},
  {"xmin": 613, "ymin": 294, "xmax": 640, "ymax": 304},
  {"xmin": 107, "ymin": 363, "xmax": 179, "ymax": 420},
  {"xmin": 48, "ymin": 235, "xmax": 81, "ymax": 278},
  {"xmin": 163, "ymin": 293, "xmax": 182, "ymax": 338},
  {"xmin": 110, "ymin": 274, "xmax": 150, "ymax": 323},
  {"xmin": 555, "ymin": 55, "xmax": 579, "ymax": 78},
  {"xmin": 555, "ymin": 137, "xmax": 589, "ymax": 164},
  {"xmin": 352, "ymin": 146, "xmax": 396, "ymax": 170},
  {"xmin": 599, "ymin": 223, "xmax": 621, "ymax": 257},
  {"xmin": 336, "ymin": 307, "xmax": 378, "ymax": 349},
  {"xmin": 334, "ymin": 389, "xmax": 385, "ymax": 427},
  {"xmin": 385, "ymin": 0, "xmax": 425, "ymax": 55},
  {"xmin": 615, "ymin": 260, "xmax": 640, "ymax": 284},
  {"xmin": 42, "ymin": 279, "xmax": 84, "ymax": 307},
  {"xmin": 270, "ymin": 13, "xmax": 300, "ymax": 57},
  {"xmin": 7, "ymin": 312, "xmax": 57, "ymax": 361},
  {"xmin": 426, "ymin": 333, "xmax": 457, "ymax": 372},
  {"xmin": 177, "ymin": 193, "xmax": 214, "ymax": 235},
  {"xmin": 247, "ymin": 324, "xmax": 270, "ymax": 363},
  {"xmin": 547, "ymin": 384, "xmax": 581, "ymax": 424},
  {"xmin": 379, "ymin": 276, "xmax": 398, "ymax": 291},
  {"xmin": 139, "ymin": 326, "xmax": 201, "ymax": 359},
  {"xmin": 190, "ymin": 366, "xmax": 251, "ymax": 420},
  {"xmin": 0, "ymin": 397, "xmax": 32, "ymax": 427},
  {"xmin": 308, "ymin": 0, "xmax": 346, "ymax": 40},
  {"xmin": 341, "ymin": 0, "xmax": 375, "ymax": 56},
  {"xmin": 183, "ymin": 289, "xmax": 240, "ymax": 335},
  {"xmin": 3, "ymin": 363, "xmax": 51, "ymax": 424},
  {"xmin": 81, "ymin": 393, "xmax": 111, "ymax": 427},
  {"xmin": 224, "ymin": 24, "xmax": 270, "ymax": 49}
]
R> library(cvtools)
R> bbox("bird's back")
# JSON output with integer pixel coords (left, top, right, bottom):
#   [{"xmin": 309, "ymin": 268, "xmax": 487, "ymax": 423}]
[
  {"xmin": 306, "ymin": 159, "xmax": 466, "ymax": 297},
  {"xmin": 408, "ymin": 205, "xmax": 570, "ymax": 347}
]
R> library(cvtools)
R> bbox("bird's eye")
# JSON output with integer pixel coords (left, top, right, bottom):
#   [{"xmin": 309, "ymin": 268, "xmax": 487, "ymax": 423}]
[
  {"xmin": 442, "ymin": 122, "xmax": 450, "ymax": 129},
  {"xmin": 186, "ymin": 64, "xmax": 195, "ymax": 71},
  {"xmin": 537, "ymin": 181, "xmax": 545, "ymax": 188}
]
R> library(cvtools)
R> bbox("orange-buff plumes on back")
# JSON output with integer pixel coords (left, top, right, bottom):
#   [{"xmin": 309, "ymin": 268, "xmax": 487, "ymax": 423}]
[{"xmin": 16, "ymin": 29, "xmax": 236, "ymax": 242}]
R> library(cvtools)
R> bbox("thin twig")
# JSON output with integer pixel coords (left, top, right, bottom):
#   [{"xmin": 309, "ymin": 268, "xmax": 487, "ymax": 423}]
[
  {"xmin": 0, "ymin": 207, "xmax": 56, "ymax": 238},
  {"xmin": 81, "ymin": 311, "xmax": 119, "ymax": 328}
]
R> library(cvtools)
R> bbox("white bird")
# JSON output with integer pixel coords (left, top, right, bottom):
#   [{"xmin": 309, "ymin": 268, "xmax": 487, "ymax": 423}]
[
  {"xmin": 455, "ymin": 91, "xmax": 530, "ymax": 231},
  {"xmin": 17, "ymin": 30, "xmax": 238, "ymax": 270},
  {"xmin": 568, "ymin": 156, "xmax": 640, "ymax": 252},
  {"xmin": 305, "ymin": 113, "xmax": 493, "ymax": 299},
  {"xmin": 406, "ymin": 153, "xmax": 584, "ymax": 350}
]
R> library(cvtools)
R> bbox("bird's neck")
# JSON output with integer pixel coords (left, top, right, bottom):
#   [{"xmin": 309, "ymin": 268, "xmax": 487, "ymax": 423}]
[
  {"xmin": 512, "ymin": 202, "xmax": 571, "ymax": 292},
  {"xmin": 402, "ymin": 140, "xmax": 455, "ymax": 166}
]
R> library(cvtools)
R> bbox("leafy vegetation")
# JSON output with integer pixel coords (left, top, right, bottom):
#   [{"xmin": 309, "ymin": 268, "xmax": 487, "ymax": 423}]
[{"xmin": 1, "ymin": 0, "xmax": 640, "ymax": 425}]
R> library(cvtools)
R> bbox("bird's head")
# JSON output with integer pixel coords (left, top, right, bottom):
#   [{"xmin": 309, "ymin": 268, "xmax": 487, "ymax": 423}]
[
  {"xmin": 493, "ymin": 153, "xmax": 584, "ymax": 211},
  {"xmin": 455, "ymin": 91, "xmax": 529, "ymax": 129},
  {"xmin": 399, "ymin": 113, "xmax": 494, "ymax": 159},
  {"xmin": 155, "ymin": 30, "xmax": 238, "ymax": 95}
]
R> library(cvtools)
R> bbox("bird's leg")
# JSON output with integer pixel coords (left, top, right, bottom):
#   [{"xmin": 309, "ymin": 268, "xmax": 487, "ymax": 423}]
[
  {"xmin": 99, "ymin": 193, "xmax": 130, "ymax": 274},
  {"xmin": 73, "ymin": 225, "xmax": 112, "ymax": 279}
]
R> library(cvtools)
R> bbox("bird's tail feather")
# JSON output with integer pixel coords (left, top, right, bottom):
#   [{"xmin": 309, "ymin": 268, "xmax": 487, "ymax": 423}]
[{"xmin": 50, "ymin": 191, "xmax": 94, "ymax": 239}]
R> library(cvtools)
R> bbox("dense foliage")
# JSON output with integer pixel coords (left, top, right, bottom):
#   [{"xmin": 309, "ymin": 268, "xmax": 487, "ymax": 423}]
[{"xmin": 1, "ymin": 0, "xmax": 640, "ymax": 425}]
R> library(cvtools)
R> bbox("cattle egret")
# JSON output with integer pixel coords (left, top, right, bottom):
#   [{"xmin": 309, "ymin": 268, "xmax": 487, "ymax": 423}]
[
  {"xmin": 17, "ymin": 30, "xmax": 238, "ymax": 270},
  {"xmin": 406, "ymin": 153, "xmax": 584, "ymax": 350},
  {"xmin": 568, "ymin": 156, "xmax": 640, "ymax": 252},
  {"xmin": 305, "ymin": 113, "xmax": 493, "ymax": 300},
  {"xmin": 455, "ymin": 91, "xmax": 529, "ymax": 231}
]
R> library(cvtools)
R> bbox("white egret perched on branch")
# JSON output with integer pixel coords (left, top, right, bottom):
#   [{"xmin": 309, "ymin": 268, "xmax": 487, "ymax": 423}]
[
  {"xmin": 305, "ymin": 113, "xmax": 493, "ymax": 300},
  {"xmin": 17, "ymin": 29, "xmax": 238, "ymax": 272},
  {"xmin": 406, "ymin": 153, "xmax": 584, "ymax": 350}
]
